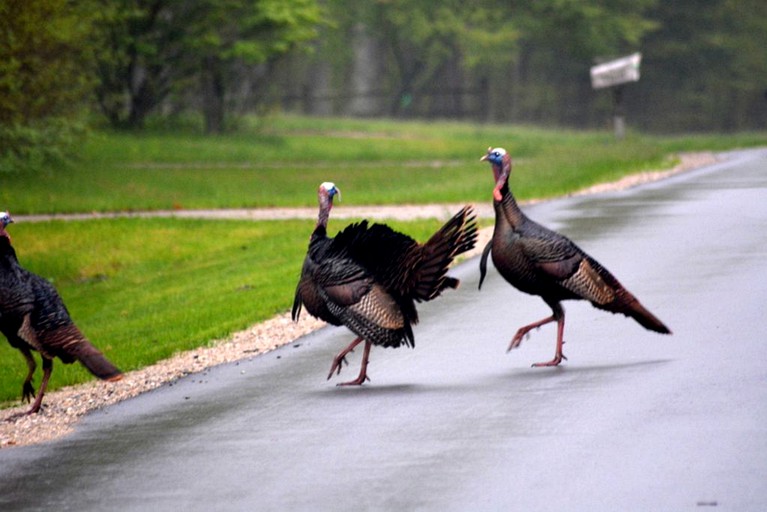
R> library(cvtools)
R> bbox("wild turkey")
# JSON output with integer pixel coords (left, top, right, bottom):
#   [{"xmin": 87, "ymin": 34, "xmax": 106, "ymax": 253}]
[
  {"xmin": 478, "ymin": 147, "xmax": 671, "ymax": 366},
  {"xmin": 0, "ymin": 212, "xmax": 122, "ymax": 415},
  {"xmin": 292, "ymin": 182, "xmax": 478, "ymax": 385}
]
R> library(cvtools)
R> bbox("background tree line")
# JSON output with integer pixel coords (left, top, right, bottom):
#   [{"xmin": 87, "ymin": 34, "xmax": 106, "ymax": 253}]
[
  {"xmin": 2, "ymin": 0, "xmax": 765, "ymax": 172},
  {"xmin": 279, "ymin": 0, "xmax": 766, "ymax": 132}
]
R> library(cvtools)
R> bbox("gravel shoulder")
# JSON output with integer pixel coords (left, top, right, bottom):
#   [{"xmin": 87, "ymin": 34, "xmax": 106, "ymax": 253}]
[{"xmin": 0, "ymin": 152, "xmax": 718, "ymax": 448}]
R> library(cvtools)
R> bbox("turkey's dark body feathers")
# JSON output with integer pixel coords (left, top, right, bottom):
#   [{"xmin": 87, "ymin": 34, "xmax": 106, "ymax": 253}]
[
  {"xmin": 478, "ymin": 172, "xmax": 670, "ymax": 367},
  {"xmin": 292, "ymin": 230, "xmax": 343, "ymax": 326},
  {"xmin": 0, "ymin": 237, "xmax": 122, "ymax": 412},
  {"xmin": 293, "ymin": 205, "xmax": 477, "ymax": 382},
  {"xmin": 484, "ymin": 194, "xmax": 670, "ymax": 332}
]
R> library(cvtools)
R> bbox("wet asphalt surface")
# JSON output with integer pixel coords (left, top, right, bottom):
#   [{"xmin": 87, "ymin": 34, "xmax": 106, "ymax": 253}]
[{"xmin": 1, "ymin": 149, "xmax": 766, "ymax": 511}]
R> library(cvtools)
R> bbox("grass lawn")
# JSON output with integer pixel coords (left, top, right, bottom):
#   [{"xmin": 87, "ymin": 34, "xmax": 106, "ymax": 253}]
[
  {"xmin": 0, "ymin": 115, "xmax": 764, "ymax": 406},
  {"xmin": 3, "ymin": 115, "xmax": 763, "ymax": 214}
]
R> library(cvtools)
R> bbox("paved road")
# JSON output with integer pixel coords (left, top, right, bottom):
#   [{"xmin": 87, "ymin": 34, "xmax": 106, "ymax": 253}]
[{"xmin": 1, "ymin": 149, "xmax": 765, "ymax": 511}]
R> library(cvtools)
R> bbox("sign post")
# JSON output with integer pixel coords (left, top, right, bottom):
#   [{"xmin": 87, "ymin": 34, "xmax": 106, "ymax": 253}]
[{"xmin": 590, "ymin": 52, "xmax": 641, "ymax": 140}]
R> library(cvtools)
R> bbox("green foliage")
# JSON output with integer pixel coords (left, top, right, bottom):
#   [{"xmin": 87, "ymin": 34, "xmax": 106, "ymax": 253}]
[
  {"xmin": 640, "ymin": 0, "xmax": 767, "ymax": 130},
  {"xmin": 92, "ymin": 0, "xmax": 325, "ymax": 130},
  {"xmin": 0, "ymin": 0, "xmax": 95, "ymax": 173},
  {"xmin": 301, "ymin": 0, "xmax": 766, "ymax": 130},
  {"xmin": 0, "ymin": 119, "xmax": 86, "ymax": 174},
  {"xmin": 90, "ymin": 0, "xmax": 199, "ymax": 128},
  {"xmin": 0, "ymin": 0, "xmax": 94, "ymax": 123},
  {"xmin": 194, "ymin": 0, "xmax": 324, "ymax": 62},
  {"xmin": 1, "ymin": 115, "xmax": 765, "ymax": 212},
  {"xmin": 521, "ymin": 0, "xmax": 659, "ymax": 58}
]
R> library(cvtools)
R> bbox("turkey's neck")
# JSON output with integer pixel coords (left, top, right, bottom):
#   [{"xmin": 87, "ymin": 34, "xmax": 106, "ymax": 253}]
[
  {"xmin": 315, "ymin": 196, "xmax": 332, "ymax": 235},
  {"xmin": 495, "ymin": 182, "xmax": 526, "ymax": 229},
  {"xmin": 0, "ymin": 238, "xmax": 18, "ymax": 265}
]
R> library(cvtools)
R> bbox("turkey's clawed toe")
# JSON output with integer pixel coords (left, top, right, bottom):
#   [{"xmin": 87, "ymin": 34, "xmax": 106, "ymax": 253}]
[
  {"xmin": 21, "ymin": 382, "xmax": 35, "ymax": 403},
  {"xmin": 336, "ymin": 373, "xmax": 370, "ymax": 387},
  {"xmin": 531, "ymin": 352, "xmax": 567, "ymax": 367},
  {"xmin": 327, "ymin": 355, "xmax": 349, "ymax": 380}
]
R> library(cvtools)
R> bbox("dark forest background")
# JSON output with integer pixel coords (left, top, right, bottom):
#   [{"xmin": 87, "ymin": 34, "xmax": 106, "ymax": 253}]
[{"xmin": 2, "ymin": 0, "xmax": 766, "ymax": 170}]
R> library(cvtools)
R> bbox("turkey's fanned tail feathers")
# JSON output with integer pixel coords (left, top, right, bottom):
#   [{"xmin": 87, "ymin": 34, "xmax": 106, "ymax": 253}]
[{"xmin": 414, "ymin": 205, "xmax": 478, "ymax": 301}]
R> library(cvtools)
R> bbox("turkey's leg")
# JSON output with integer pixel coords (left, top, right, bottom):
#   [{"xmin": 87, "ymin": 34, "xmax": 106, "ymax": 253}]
[
  {"xmin": 508, "ymin": 316, "xmax": 557, "ymax": 351},
  {"xmin": 27, "ymin": 357, "xmax": 52, "ymax": 414},
  {"xmin": 20, "ymin": 346, "xmax": 37, "ymax": 402},
  {"xmin": 327, "ymin": 336, "xmax": 363, "ymax": 380},
  {"xmin": 531, "ymin": 312, "xmax": 567, "ymax": 367},
  {"xmin": 508, "ymin": 303, "xmax": 568, "ymax": 367},
  {"xmin": 337, "ymin": 340, "xmax": 372, "ymax": 386}
]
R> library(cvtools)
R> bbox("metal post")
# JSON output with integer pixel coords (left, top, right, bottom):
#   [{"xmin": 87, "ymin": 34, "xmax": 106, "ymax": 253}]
[
  {"xmin": 590, "ymin": 53, "xmax": 641, "ymax": 141},
  {"xmin": 612, "ymin": 85, "xmax": 625, "ymax": 140}
]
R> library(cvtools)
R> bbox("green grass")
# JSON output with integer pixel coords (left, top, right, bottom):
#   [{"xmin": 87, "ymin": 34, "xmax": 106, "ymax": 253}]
[
  {"xmin": 0, "ymin": 115, "xmax": 764, "ymax": 406},
  {"xmin": 3, "ymin": 115, "xmax": 763, "ymax": 214}
]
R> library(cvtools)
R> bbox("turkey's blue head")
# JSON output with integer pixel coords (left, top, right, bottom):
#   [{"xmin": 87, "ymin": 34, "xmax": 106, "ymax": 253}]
[
  {"xmin": 316, "ymin": 182, "xmax": 341, "ymax": 230},
  {"xmin": 480, "ymin": 147, "xmax": 512, "ymax": 202},
  {"xmin": 0, "ymin": 211, "xmax": 13, "ymax": 242},
  {"xmin": 319, "ymin": 182, "xmax": 341, "ymax": 206}
]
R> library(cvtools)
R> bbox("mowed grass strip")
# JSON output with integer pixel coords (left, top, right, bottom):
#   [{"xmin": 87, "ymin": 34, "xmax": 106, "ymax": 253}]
[
  {"xmin": 3, "ymin": 115, "xmax": 763, "ymax": 214},
  {"xmin": 0, "ymin": 216, "xmax": 451, "ymax": 406}
]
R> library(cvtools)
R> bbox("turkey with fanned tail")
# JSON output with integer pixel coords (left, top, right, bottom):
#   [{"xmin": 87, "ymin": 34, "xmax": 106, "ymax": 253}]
[
  {"xmin": 0, "ymin": 212, "xmax": 122, "ymax": 415},
  {"xmin": 292, "ymin": 183, "xmax": 478, "ymax": 385},
  {"xmin": 478, "ymin": 147, "xmax": 671, "ymax": 367}
]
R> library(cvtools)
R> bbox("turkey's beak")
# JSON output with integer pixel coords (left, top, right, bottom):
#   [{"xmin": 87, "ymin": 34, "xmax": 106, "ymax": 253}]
[{"xmin": 480, "ymin": 155, "xmax": 488, "ymax": 162}]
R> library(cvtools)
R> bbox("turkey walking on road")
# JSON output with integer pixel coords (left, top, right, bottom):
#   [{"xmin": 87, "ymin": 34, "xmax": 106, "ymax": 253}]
[
  {"xmin": 0, "ymin": 212, "xmax": 123, "ymax": 415},
  {"xmin": 478, "ymin": 148, "xmax": 671, "ymax": 366},
  {"xmin": 292, "ymin": 183, "xmax": 478, "ymax": 385}
]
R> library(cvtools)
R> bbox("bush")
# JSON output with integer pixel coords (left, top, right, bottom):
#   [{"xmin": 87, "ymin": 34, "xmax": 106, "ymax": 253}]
[
  {"xmin": 0, "ymin": 0, "xmax": 95, "ymax": 173},
  {"xmin": 0, "ymin": 119, "xmax": 86, "ymax": 174}
]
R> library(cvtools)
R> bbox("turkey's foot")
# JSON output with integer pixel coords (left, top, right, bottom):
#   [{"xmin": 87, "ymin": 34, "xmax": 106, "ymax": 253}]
[
  {"xmin": 21, "ymin": 381, "xmax": 36, "ymax": 403},
  {"xmin": 4, "ymin": 404, "xmax": 43, "ymax": 422},
  {"xmin": 335, "ymin": 340, "xmax": 372, "ymax": 386},
  {"xmin": 507, "ymin": 327, "xmax": 534, "ymax": 352},
  {"xmin": 531, "ymin": 354, "xmax": 567, "ymax": 367},
  {"xmin": 507, "ymin": 315, "xmax": 557, "ymax": 352},
  {"xmin": 326, "ymin": 337, "xmax": 364, "ymax": 380},
  {"xmin": 336, "ymin": 373, "xmax": 371, "ymax": 386},
  {"xmin": 532, "ymin": 342, "xmax": 567, "ymax": 367},
  {"xmin": 327, "ymin": 354, "xmax": 350, "ymax": 380}
]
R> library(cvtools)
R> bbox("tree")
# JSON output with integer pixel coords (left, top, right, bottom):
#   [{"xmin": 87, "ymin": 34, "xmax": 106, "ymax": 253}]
[
  {"xmin": 92, "ymin": 0, "xmax": 324, "ymax": 132},
  {"xmin": 192, "ymin": 0, "xmax": 324, "ymax": 133},
  {"xmin": 479, "ymin": 0, "xmax": 659, "ymax": 125},
  {"xmin": 0, "ymin": 0, "xmax": 95, "ymax": 172},
  {"xmin": 317, "ymin": 0, "xmax": 518, "ymax": 118},
  {"xmin": 91, "ymin": 0, "xmax": 201, "ymax": 129},
  {"xmin": 306, "ymin": 0, "xmax": 658, "ymax": 123},
  {"xmin": 636, "ymin": 0, "xmax": 767, "ymax": 131}
]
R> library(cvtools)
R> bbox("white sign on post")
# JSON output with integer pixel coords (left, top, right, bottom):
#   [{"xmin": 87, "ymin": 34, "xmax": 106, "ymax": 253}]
[{"xmin": 590, "ymin": 52, "xmax": 642, "ymax": 90}]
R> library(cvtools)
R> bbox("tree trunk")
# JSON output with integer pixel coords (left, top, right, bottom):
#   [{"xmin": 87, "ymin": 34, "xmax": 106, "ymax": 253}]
[
  {"xmin": 201, "ymin": 55, "xmax": 225, "ymax": 134},
  {"xmin": 346, "ymin": 23, "xmax": 385, "ymax": 117},
  {"xmin": 126, "ymin": 63, "xmax": 154, "ymax": 129}
]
